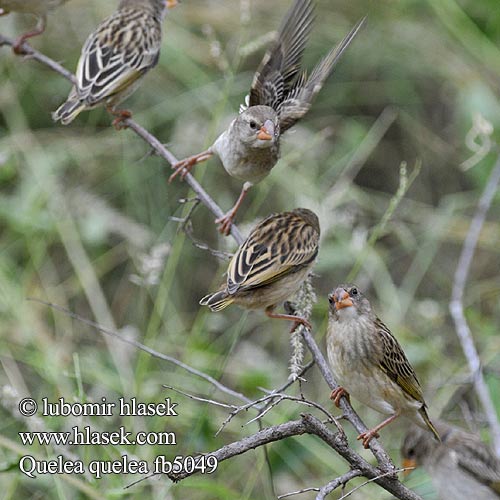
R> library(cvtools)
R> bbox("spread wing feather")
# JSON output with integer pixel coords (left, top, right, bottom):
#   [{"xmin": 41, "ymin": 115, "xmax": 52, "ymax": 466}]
[
  {"xmin": 278, "ymin": 16, "xmax": 365, "ymax": 132},
  {"xmin": 247, "ymin": 0, "xmax": 315, "ymax": 110}
]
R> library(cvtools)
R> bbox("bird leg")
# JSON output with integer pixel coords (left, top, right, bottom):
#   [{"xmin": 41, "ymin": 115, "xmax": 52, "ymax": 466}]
[
  {"xmin": 215, "ymin": 183, "xmax": 251, "ymax": 236},
  {"xmin": 264, "ymin": 306, "xmax": 312, "ymax": 330},
  {"xmin": 106, "ymin": 106, "xmax": 132, "ymax": 130},
  {"xmin": 13, "ymin": 15, "xmax": 46, "ymax": 54},
  {"xmin": 330, "ymin": 387, "xmax": 350, "ymax": 407},
  {"xmin": 169, "ymin": 150, "xmax": 213, "ymax": 183},
  {"xmin": 357, "ymin": 412, "xmax": 400, "ymax": 449}
]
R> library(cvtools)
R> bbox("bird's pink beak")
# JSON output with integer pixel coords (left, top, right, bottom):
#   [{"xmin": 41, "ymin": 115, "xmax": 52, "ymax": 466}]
[
  {"xmin": 257, "ymin": 120, "xmax": 275, "ymax": 141},
  {"xmin": 332, "ymin": 288, "xmax": 353, "ymax": 310},
  {"xmin": 166, "ymin": 0, "xmax": 178, "ymax": 9}
]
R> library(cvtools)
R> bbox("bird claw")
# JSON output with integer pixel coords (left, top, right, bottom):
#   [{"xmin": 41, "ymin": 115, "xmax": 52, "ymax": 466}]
[
  {"xmin": 111, "ymin": 110, "xmax": 132, "ymax": 130},
  {"xmin": 169, "ymin": 158, "xmax": 195, "ymax": 183},
  {"xmin": 290, "ymin": 317, "xmax": 312, "ymax": 331},
  {"xmin": 169, "ymin": 151, "xmax": 213, "ymax": 183},
  {"xmin": 330, "ymin": 387, "xmax": 350, "ymax": 408},
  {"xmin": 215, "ymin": 212, "xmax": 234, "ymax": 236},
  {"xmin": 12, "ymin": 38, "xmax": 29, "ymax": 55},
  {"xmin": 357, "ymin": 429, "xmax": 380, "ymax": 449}
]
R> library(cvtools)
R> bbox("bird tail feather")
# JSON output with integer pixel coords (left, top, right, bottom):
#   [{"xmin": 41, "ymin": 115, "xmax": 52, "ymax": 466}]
[
  {"xmin": 52, "ymin": 94, "xmax": 86, "ymax": 125},
  {"xmin": 199, "ymin": 291, "xmax": 233, "ymax": 312},
  {"xmin": 419, "ymin": 407, "xmax": 441, "ymax": 442}
]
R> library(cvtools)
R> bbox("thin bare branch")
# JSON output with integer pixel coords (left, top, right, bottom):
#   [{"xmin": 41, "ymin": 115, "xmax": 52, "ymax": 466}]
[
  {"xmin": 172, "ymin": 198, "xmax": 233, "ymax": 260},
  {"xmin": 243, "ymin": 393, "xmax": 339, "ymax": 428},
  {"xmin": 318, "ymin": 470, "xmax": 363, "ymax": 499},
  {"xmin": 28, "ymin": 299, "xmax": 252, "ymax": 404},
  {"xmin": 0, "ymin": 34, "xmax": 76, "ymax": 83},
  {"xmin": 162, "ymin": 384, "xmax": 238, "ymax": 410},
  {"xmin": 449, "ymin": 153, "xmax": 500, "ymax": 457},
  {"xmin": 337, "ymin": 467, "xmax": 411, "ymax": 500},
  {"xmin": 315, "ymin": 470, "xmax": 364, "ymax": 500},
  {"xmin": 278, "ymin": 469, "xmax": 363, "ymax": 499}
]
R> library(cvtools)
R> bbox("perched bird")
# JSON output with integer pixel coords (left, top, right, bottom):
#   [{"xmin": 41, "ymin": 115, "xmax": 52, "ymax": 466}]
[
  {"xmin": 326, "ymin": 284, "xmax": 440, "ymax": 448},
  {"xmin": 52, "ymin": 0, "xmax": 177, "ymax": 128},
  {"xmin": 402, "ymin": 421, "xmax": 500, "ymax": 500},
  {"xmin": 200, "ymin": 208, "xmax": 320, "ymax": 328},
  {"xmin": 170, "ymin": 0, "xmax": 364, "ymax": 235},
  {"xmin": 0, "ymin": 0, "xmax": 70, "ymax": 54}
]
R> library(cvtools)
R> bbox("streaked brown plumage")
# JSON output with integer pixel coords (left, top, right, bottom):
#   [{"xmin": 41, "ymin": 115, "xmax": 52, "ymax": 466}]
[
  {"xmin": 0, "ymin": 0, "xmax": 70, "ymax": 53},
  {"xmin": 200, "ymin": 208, "xmax": 320, "ymax": 328},
  {"xmin": 326, "ymin": 284, "xmax": 439, "ymax": 448},
  {"xmin": 170, "ymin": 0, "xmax": 364, "ymax": 235},
  {"xmin": 52, "ymin": 0, "xmax": 176, "ymax": 127},
  {"xmin": 402, "ymin": 420, "xmax": 500, "ymax": 500}
]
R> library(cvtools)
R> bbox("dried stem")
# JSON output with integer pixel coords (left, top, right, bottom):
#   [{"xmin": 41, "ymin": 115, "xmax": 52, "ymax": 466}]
[{"xmin": 449, "ymin": 154, "xmax": 500, "ymax": 456}]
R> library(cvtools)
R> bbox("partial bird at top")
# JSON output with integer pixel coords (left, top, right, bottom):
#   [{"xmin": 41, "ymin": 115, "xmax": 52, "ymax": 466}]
[
  {"xmin": 170, "ymin": 0, "xmax": 365, "ymax": 235},
  {"xmin": 0, "ymin": 0, "xmax": 71, "ymax": 54},
  {"xmin": 52, "ymin": 0, "xmax": 178, "ymax": 129}
]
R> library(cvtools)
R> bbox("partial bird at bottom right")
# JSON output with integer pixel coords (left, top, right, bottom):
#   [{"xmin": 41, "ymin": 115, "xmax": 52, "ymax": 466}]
[{"xmin": 402, "ymin": 419, "xmax": 500, "ymax": 500}]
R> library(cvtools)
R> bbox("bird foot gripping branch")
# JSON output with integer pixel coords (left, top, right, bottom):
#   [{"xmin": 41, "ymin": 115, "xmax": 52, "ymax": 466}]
[
  {"xmin": 330, "ymin": 387, "xmax": 351, "ymax": 407},
  {"xmin": 169, "ymin": 150, "xmax": 214, "ymax": 183},
  {"xmin": 106, "ymin": 107, "xmax": 132, "ymax": 131}
]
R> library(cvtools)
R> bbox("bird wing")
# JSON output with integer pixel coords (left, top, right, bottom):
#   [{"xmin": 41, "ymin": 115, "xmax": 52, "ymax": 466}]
[
  {"xmin": 278, "ymin": 17, "xmax": 364, "ymax": 132},
  {"xmin": 226, "ymin": 211, "xmax": 319, "ymax": 294},
  {"xmin": 374, "ymin": 318, "xmax": 426, "ymax": 404},
  {"xmin": 452, "ymin": 432, "xmax": 500, "ymax": 492},
  {"xmin": 75, "ymin": 8, "xmax": 161, "ymax": 105},
  {"xmin": 246, "ymin": 0, "xmax": 315, "ymax": 111}
]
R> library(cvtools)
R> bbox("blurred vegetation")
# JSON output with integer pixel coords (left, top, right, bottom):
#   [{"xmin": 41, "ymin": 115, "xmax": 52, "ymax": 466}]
[{"xmin": 1, "ymin": 0, "xmax": 499, "ymax": 498}]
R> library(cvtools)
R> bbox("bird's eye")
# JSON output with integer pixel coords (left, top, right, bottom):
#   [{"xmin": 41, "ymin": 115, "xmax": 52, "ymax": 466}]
[
  {"xmin": 351, "ymin": 288, "xmax": 358, "ymax": 296},
  {"xmin": 328, "ymin": 295, "xmax": 334, "ymax": 305},
  {"xmin": 249, "ymin": 120, "xmax": 258, "ymax": 129},
  {"xmin": 407, "ymin": 447, "xmax": 415, "ymax": 458}
]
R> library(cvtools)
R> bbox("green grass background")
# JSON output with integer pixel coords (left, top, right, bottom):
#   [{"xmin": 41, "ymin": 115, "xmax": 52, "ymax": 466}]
[{"xmin": 0, "ymin": 0, "xmax": 499, "ymax": 498}]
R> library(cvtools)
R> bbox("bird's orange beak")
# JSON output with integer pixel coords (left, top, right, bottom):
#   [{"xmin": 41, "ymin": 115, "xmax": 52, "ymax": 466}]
[
  {"xmin": 401, "ymin": 458, "xmax": 417, "ymax": 477},
  {"xmin": 332, "ymin": 288, "xmax": 353, "ymax": 310},
  {"xmin": 166, "ymin": 0, "xmax": 178, "ymax": 9},
  {"xmin": 257, "ymin": 120, "xmax": 275, "ymax": 141}
]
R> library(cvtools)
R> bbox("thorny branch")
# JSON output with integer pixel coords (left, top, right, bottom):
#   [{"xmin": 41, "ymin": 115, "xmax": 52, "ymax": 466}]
[
  {"xmin": 166, "ymin": 414, "xmax": 422, "ymax": 500},
  {"xmin": 2, "ymin": 35, "xmax": 421, "ymax": 498},
  {"xmin": 449, "ymin": 153, "xmax": 500, "ymax": 457}
]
